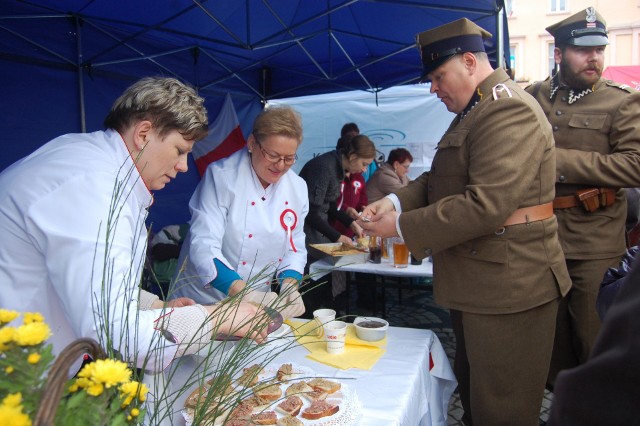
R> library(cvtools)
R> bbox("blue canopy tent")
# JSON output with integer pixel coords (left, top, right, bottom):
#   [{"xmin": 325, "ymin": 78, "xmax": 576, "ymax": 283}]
[{"xmin": 0, "ymin": 0, "xmax": 509, "ymax": 229}]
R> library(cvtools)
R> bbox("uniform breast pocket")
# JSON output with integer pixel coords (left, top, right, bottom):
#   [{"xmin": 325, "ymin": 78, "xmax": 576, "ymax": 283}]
[
  {"xmin": 433, "ymin": 129, "xmax": 469, "ymax": 177},
  {"xmin": 567, "ymin": 113, "xmax": 611, "ymax": 153}
]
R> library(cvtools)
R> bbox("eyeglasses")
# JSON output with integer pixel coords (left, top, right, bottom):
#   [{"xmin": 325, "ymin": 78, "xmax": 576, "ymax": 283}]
[
  {"xmin": 399, "ymin": 162, "xmax": 411, "ymax": 170},
  {"xmin": 255, "ymin": 140, "xmax": 297, "ymax": 166}
]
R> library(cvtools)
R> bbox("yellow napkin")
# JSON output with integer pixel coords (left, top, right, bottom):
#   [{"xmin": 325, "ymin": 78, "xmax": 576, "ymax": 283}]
[{"xmin": 285, "ymin": 319, "xmax": 386, "ymax": 370}]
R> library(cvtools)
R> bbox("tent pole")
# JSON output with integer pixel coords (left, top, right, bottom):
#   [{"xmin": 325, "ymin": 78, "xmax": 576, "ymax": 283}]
[
  {"xmin": 496, "ymin": 7, "xmax": 505, "ymax": 69},
  {"xmin": 75, "ymin": 16, "xmax": 86, "ymax": 133}
]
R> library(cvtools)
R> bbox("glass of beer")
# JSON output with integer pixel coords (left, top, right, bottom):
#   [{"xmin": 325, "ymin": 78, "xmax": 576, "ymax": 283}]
[{"xmin": 392, "ymin": 237, "xmax": 409, "ymax": 268}]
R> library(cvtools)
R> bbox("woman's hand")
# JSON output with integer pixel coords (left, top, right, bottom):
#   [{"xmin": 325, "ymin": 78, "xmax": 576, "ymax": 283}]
[
  {"xmin": 162, "ymin": 297, "xmax": 196, "ymax": 308},
  {"xmin": 337, "ymin": 234, "xmax": 355, "ymax": 245},
  {"xmin": 205, "ymin": 301, "xmax": 269, "ymax": 344},
  {"xmin": 345, "ymin": 206, "xmax": 360, "ymax": 219},
  {"xmin": 350, "ymin": 220, "xmax": 364, "ymax": 238}
]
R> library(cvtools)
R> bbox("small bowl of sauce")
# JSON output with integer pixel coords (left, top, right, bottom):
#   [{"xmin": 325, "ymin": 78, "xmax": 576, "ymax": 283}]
[{"xmin": 353, "ymin": 316, "xmax": 389, "ymax": 341}]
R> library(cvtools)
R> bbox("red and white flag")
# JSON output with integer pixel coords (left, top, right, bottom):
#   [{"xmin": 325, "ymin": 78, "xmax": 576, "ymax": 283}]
[{"xmin": 193, "ymin": 93, "xmax": 246, "ymax": 176}]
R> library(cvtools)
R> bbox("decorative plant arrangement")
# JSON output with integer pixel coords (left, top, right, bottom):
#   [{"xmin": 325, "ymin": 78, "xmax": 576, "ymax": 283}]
[
  {"xmin": 0, "ymin": 164, "xmax": 324, "ymax": 425},
  {"xmin": 0, "ymin": 310, "xmax": 148, "ymax": 425}
]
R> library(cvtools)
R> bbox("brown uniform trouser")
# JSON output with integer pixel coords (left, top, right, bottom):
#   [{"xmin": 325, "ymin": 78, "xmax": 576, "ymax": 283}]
[
  {"xmin": 451, "ymin": 299, "xmax": 559, "ymax": 426},
  {"xmin": 547, "ymin": 256, "xmax": 621, "ymax": 389}
]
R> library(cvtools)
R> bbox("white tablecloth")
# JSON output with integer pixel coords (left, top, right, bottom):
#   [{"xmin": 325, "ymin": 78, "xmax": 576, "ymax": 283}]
[
  {"xmin": 144, "ymin": 326, "xmax": 456, "ymax": 426},
  {"xmin": 310, "ymin": 257, "xmax": 433, "ymax": 280}
]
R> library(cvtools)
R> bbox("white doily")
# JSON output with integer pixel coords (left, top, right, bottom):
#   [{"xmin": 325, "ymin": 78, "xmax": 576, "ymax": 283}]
[{"xmin": 182, "ymin": 362, "xmax": 360, "ymax": 426}]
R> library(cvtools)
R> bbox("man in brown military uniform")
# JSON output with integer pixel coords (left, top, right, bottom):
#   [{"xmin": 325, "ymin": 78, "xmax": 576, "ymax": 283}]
[
  {"xmin": 360, "ymin": 18, "xmax": 571, "ymax": 425},
  {"xmin": 526, "ymin": 8, "xmax": 640, "ymax": 388}
]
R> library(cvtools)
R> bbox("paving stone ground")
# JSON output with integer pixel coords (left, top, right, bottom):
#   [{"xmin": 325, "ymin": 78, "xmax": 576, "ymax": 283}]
[{"xmin": 344, "ymin": 278, "xmax": 553, "ymax": 425}]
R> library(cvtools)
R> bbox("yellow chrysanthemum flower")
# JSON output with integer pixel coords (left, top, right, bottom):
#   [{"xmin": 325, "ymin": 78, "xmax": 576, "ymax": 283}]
[
  {"xmin": 27, "ymin": 352, "xmax": 41, "ymax": 364},
  {"xmin": 130, "ymin": 408, "xmax": 140, "ymax": 417},
  {"xmin": 0, "ymin": 309, "xmax": 19, "ymax": 325},
  {"xmin": 85, "ymin": 359, "xmax": 132, "ymax": 388},
  {"xmin": 68, "ymin": 383, "xmax": 79, "ymax": 393},
  {"xmin": 5, "ymin": 366, "xmax": 14, "ymax": 374},
  {"xmin": 22, "ymin": 312, "xmax": 44, "ymax": 324},
  {"xmin": 119, "ymin": 381, "xmax": 149, "ymax": 407},
  {"xmin": 86, "ymin": 382, "xmax": 104, "ymax": 397},
  {"xmin": 13, "ymin": 322, "xmax": 51, "ymax": 346},
  {"xmin": 0, "ymin": 326, "xmax": 15, "ymax": 345},
  {"xmin": 2, "ymin": 393, "xmax": 23, "ymax": 408},
  {"xmin": 74, "ymin": 377, "xmax": 93, "ymax": 389},
  {"xmin": 0, "ymin": 404, "xmax": 32, "ymax": 426}
]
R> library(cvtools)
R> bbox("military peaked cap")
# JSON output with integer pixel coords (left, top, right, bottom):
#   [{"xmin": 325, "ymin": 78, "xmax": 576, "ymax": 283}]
[
  {"xmin": 416, "ymin": 18, "xmax": 492, "ymax": 82},
  {"xmin": 546, "ymin": 7, "xmax": 608, "ymax": 47}
]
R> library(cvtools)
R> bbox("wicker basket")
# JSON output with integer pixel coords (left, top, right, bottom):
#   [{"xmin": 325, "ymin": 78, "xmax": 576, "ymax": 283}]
[{"xmin": 33, "ymin": 338, "xmax": 106, "ymax": 426}]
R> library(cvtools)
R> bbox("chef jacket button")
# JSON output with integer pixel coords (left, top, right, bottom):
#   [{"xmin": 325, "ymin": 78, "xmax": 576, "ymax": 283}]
[
  {"xmin": 553, "ymin": 125, "xmax": 559, "ymax": 131},
  {"xmin": 249, "ymin": 234, "xmax": 253, "ymax": 238},
  {"xmin": 285, "ymin": 201, "xmax": 289, "ymax": 205},
  {"xmin": 471, "ymin": 249, "xmax": 478, "ymax": 256},
  {"xmin": 251, "ymin": 201, "xmax": 256, "ymax": 206},
  {"xmin": 555, "ymin": 110, "xmax": 563, "ymax": 116},
  {"xmin": 559, "ymin": 175, "xmax": 566, "ymax": 183},
  {"xmin": 278, "ymin": 258, "xmax": 282, "ymax": 262},
  {"xmin": 424, "ymin": 248, "xmax": 432, "ymax": 256},
  {"xmin": 561, "ymin": 97, "xmax": 567, "ymax": 102},
  {"xmin": 242, "ymin": 261, "xmax": 247, "ymax": 266},
  {"xmin": 584, "ymin": 121, "xmax": 590, "ymax": 126}
]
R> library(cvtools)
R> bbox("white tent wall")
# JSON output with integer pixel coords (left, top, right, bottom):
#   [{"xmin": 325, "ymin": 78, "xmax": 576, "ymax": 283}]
[{"xmin": 270, "ymin": 85, "xmax": 455, "ymax": 178}]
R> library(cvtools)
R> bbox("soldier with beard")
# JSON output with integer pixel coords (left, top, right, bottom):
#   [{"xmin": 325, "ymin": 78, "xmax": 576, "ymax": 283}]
[{"xmin": 526, "ymin": 8, "xmax": 640, "ymax": 388}]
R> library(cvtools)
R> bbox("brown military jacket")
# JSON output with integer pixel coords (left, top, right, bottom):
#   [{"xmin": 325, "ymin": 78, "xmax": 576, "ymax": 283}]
[
  {"xmin": 396, "ymin": 68, "xmax": 571, "ymax": 314},
  {"xmin": 526, "ymin": 77, "xmax": 640, "ymax": 259}
]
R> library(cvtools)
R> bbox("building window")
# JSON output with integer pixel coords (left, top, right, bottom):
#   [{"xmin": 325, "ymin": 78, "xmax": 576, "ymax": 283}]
[
  {"xmin": 505, "ymin": 0, "xmax": 515, "ymax": 17},
  {"xmin": 548, "ymin": 42, "xmax": 557, "ymax": 76},
  {"xmin": 549, "ymin": 0, "xmax": 567, "ymax": 13}
]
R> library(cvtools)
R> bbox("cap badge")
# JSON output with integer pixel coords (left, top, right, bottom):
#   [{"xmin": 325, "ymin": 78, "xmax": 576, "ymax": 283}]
[{"xmin": 585, "ymin": 7, "xmax": 597, "ymax": 24}]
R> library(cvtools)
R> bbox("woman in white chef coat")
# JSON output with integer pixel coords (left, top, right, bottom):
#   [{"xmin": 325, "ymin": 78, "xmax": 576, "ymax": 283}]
[
  {"xmin": 171, "ymin": 106, "xmax": 308, "ymax": 319},
  {"xmin": 0, "ymin": 77, "xmax": 270, "ymax": 371}
]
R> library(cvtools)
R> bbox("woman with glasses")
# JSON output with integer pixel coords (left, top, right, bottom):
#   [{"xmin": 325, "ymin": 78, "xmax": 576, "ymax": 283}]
[
  {"xmin": 298, "ymin": 134, "xmax": 376, "ymax": 314},
  {"xmin": 170, "ymin": 106, "xmax": 308, "ymax": 319},
  {"xmin": 366, "ymin": 148, "xmax": 414, "ymax": 203}
]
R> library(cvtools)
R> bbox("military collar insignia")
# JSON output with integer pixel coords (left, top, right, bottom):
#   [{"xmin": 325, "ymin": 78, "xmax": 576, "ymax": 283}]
[
  {"xmin": 550, "ymin": 72, "xmax": 595, "ymax": 104},
  {"xmin": 460, "ymin": 87, "xmax": 483, "ymax": 120}
]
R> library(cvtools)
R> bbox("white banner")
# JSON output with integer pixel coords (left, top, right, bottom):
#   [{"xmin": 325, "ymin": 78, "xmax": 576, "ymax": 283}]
[{"xmin": 270, "ymin": 84, "xmax": 455, "ymax": 179}]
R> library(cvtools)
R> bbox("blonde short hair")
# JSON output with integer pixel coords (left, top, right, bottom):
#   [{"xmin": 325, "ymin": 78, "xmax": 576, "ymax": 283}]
[
  {"xmin": 252, "ymin": 106, "xmax": 303, "ymax": 145},
  {"xmin": 104, "ymin": 76, "xmax": 208, "ymax": 141}
]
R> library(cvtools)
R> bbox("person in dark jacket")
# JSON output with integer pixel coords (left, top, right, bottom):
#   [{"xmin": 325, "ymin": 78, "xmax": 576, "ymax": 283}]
[{"xmin": 548, "ymin": 250, "xmax": 640, "ymax": 425}]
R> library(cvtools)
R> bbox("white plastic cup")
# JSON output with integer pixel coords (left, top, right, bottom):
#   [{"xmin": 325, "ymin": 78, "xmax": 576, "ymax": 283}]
[
  {"xmin": 313, "ymin": 308, "xmax": 336, "ymax": 337},
  {"xmin": 323, "ymin": 320, "xmax": 347, "ymax": 354}
]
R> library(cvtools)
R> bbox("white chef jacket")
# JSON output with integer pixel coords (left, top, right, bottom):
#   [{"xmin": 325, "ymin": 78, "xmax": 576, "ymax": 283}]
[
  {"xmin": 0, "ymin": 129, "xmax": 177, "ymax": 370},
  {"xmin": 171, "ymin": 148, "xmax": 308, "ymax": 304}
]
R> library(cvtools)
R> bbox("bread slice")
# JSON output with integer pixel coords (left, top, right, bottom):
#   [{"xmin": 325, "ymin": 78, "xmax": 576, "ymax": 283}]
[
  {"xmin": 241, "ymin": 395, "xmax": 271, "ymax": 411},
  {"xmin": 301, "ymin": 400, "xmax": 340, "ymax": 420},
  {"xmin": 251, "ymin": 411, "xmax": 277, "ymax": 425},
  {"xmin": 285, "ymin": 381, "xmax": 314, "ymax": 397},
  {"xmin": 227, "ymin": 402, "xmax": 254, "ymax": 420},
  {"xmin": 276, "ymin": 363, "xmax": 294, "ymax": 381},
  {"xmin": 276, "ymin": 416, "xmax": 304, "ymax": 426},
  {"xmin": 236, "ymin": 364, "xmax": 264, "ymax": 387},
  {"xmin": 301, "ymin": 390, "xmax": 328, "ymax": 403},
  {"xmin": 307, "ymin": 378, "xmax": 341, "ymax": 394},
  {"xmin": 184, "ymin": 385, "xmax": 210, "ymax": 409},
  {"xmin": 253, "ymin": 382, "xmax": 283, "ymax": 402},
  {"xmin": 275, "ymin": 395, "xmax": 303, "ymax": 417}
]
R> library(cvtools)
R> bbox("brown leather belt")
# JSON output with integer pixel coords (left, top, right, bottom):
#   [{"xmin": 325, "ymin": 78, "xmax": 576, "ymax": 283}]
[
  {"xmin": 502, "ymin": 202, "xmax": 554, "ymax": 227},
  {"xmin": 553, "ymin": 195, "xmax": 580, "ymax": 209},
  {"xmin": 553, "ymin": 188, "xmax": 617, "ymax": 210}
]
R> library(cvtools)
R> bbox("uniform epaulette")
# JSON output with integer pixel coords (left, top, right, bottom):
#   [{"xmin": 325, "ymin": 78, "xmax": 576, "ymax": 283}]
[
  {"xmin": 604, "ymin": 79, "xmax": 634, "ymax": 93},
  {"xmin": 491, "ymin": 83, "xmax": 513, "ymax": 100}
]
